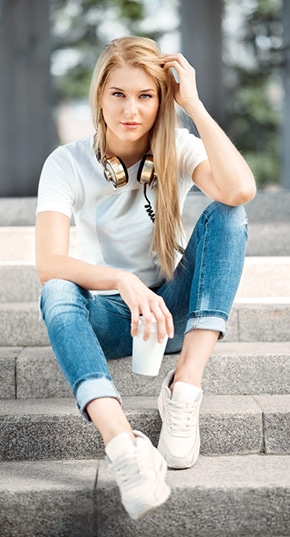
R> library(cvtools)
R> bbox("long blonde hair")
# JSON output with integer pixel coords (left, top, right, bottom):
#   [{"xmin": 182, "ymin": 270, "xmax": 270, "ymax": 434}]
[{"xmin": 90, "ymin": 36, "xmax": 182, "ymax": 279}]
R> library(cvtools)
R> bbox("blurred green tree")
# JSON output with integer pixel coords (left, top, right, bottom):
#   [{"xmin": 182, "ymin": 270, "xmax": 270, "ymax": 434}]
[
  {"xmin": 224, "ymin": 0, "xmax": 284, "ymax": 188},
  {"xmin": 50, "ymin": 0, "xmax": 284, "ymax": 188},
  {"xmin": 50, "ymin": 0, "xmax": 161, "ymax": 101}
]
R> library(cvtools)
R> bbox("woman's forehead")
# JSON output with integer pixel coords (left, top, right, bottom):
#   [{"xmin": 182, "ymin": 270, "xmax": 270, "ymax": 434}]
[{"xmin": 105, "ymin": 65, "xmax": 157, "ymax": 90}]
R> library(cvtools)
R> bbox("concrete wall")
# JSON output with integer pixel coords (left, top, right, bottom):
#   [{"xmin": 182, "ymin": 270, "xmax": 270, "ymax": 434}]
[
  {"xmin": 180, "ymin": 0, "xmax": 224, "ymax": 126},
  {"xmin": 0, "ymin": 0, "xmax": 55, "ymax": 197}
]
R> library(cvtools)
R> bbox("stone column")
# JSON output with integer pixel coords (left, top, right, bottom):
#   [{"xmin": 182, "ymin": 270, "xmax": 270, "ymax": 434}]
[
  {"xmin": 0, "ymin": 0, "xmax": 55, "ymax": 197},
  {"xmin": 180, "ymin": 0, "xmax": 224, "ymax": 127}
]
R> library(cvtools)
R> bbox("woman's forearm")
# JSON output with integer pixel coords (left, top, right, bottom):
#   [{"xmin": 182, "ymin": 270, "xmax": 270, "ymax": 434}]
[
  {"xmin": 188, "ymin": 101, "xmax": 256, "ymax": 203},
  {"xmin": 36, "ymin": 253, "xmax": 127, "ymax": 291}
]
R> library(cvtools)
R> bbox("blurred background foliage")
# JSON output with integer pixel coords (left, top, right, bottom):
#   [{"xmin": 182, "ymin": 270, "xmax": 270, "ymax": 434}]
[
  {"xmin": 49, "ymin": 0, "xmax": 285, "ymax": 189},
  {"xmin": 50, "ymin": 0, "xmax": 164, "ymax": 100},
  {"xmin": 223, "ymin": 0, "xmax": 284, "ymax": 189}
]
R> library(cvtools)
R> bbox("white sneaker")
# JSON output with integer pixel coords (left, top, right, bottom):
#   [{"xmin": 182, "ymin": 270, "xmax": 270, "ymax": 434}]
[
  {"xmin": 158, "ymin": 369, "xmax": 203, "ymax": 469},
  {"xmin": 105, "ymin": 430, "xmax": 170, "ymax": 520}
]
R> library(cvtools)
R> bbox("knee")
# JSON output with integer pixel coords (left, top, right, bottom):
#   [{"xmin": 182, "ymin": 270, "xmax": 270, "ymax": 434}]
[
  {"xmin": 41, "ymin": 278, "xmax": 77, "ymax": 302},
  {"xmin": 201, "ymin": 202, "xmax": 248, "ymax": 251},
  {"xmin": 40, "ymin": 279, "xmax": 88, "ymax": 324},
  {"xmin": 207, "ymin": 202, "xmax": 248, "ymax": 231}
]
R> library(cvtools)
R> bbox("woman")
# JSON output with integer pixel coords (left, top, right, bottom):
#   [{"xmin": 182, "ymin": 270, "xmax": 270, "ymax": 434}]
[{"xmin": 36, "ymin": 36, "xmax": 256, "ymax": 520}]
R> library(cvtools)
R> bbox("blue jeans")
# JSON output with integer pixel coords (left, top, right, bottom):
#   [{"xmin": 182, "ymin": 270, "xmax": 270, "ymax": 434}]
[{"xmin": 40, "ymin": 202, "xmax": 248, "ymax": 418}]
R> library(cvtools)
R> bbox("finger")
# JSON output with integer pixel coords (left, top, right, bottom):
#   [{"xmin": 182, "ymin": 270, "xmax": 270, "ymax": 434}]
[
  {"xmin": 162, "ymin": 52, "xmax": 186, "ymax": 61},
  {"xmin": 162, "ymin": 53, "xmax": 190, "ymax": 69},
  {"xmin": 130, "ymin": 306, "xmax": 141, "ymax": 338},
  {"xmin": 150, "ymin": 308, "xmax": 167, "ymax": 343},
  {"xmin": 160, "ymin": 303, "xmax": 174, "ymax": 340},
  {"xmin": 152, "ymin": 299, "xmax": 174, "ymax": 342},
  {"xmin": 165, "ymin": 313, "xmax": 174, "ymax": 340},
  {"xmin": 169, "ymin": 70, "xmax": 179, "ymax": 90},
  {"xmin": 163, "ymin": 60, "xmax": 185, "ymax": 75}
]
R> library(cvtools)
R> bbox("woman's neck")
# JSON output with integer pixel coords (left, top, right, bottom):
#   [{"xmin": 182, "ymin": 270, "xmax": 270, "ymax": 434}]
[{"xmin": 105, "ymin": 135, "xmax": 150, "ymax": 168}]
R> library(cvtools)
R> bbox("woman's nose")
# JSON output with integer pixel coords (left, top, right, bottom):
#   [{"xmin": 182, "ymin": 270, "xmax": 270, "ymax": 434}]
[{"xmin": 124, "ymin": 97, "xmax": 137, "ymax": 115}]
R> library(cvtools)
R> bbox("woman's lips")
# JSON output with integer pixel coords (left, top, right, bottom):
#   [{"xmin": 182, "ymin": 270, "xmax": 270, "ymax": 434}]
[{"xmin": 121, "ymin": 122, "xmax": 140, "ymax": 128}]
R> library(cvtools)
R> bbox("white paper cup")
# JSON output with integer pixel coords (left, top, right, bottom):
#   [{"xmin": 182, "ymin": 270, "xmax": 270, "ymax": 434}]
[{"xmin": 132, "ymin": 316, "xmax": 168, "ymax": 376}]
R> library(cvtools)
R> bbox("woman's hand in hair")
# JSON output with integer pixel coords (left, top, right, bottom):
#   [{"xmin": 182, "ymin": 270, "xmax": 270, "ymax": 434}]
[
  {"xmin": 163, "ymin": 54, "xmax": 256, "ymax": 206},
  {"xmin": 162, "ymin": 53, "xmax": 201, "ymax": 115},
  {"xmin": 116, "ymin": 272, "xmax": 174, "ymax": 343}
]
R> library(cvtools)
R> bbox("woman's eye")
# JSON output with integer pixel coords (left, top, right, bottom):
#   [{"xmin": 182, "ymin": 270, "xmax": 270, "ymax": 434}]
[
  {"xmin": 112, "ymin": 92, "xmax": 124, "ymax": 97},
  {"xmin": 140, "ymin": 94, "xmax": 152, "ymax": 99}
]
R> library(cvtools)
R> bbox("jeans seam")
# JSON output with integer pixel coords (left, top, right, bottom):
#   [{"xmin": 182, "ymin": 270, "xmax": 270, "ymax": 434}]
[{"xmin": 196, "ymin": 211, "xmax": 209, "ymax": 314}]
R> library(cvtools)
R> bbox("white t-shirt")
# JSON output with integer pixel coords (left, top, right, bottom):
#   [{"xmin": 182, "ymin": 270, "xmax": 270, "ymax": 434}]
[{"xmin": 36, "ymin": 127, "xmax": 207, "ymax": 289}]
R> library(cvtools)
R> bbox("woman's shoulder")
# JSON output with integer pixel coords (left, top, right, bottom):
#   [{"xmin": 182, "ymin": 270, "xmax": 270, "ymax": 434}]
[
  {"xmin": 175, "ymin": 127, "xmax": 205, "ymax": 157},
  {"xmin": 175, "ymin": 127, "xmax": 208, "ymax": 179},
  {"xmin": 176, "ymin": 126, "xmax": 201, "ymax": 144},
  {"xmin": 40, "ymin": 134, "xmax": 97, "ymax": 194},
  {"xmin": 47, "ymin": 134, "xmax": 94, "ymax": 164}
]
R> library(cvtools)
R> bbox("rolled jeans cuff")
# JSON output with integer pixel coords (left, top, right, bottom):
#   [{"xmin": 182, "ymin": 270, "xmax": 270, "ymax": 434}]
[
  {"xmin": 185, "ymin": 315, "xmax": 226, "ymax": 339},
  {"xmin": 76, "ymin": 377, "xmax": 122, "ymax": 421}
]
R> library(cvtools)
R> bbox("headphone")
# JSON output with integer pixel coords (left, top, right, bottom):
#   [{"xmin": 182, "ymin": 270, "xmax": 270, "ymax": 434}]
[
  {"xmin": 103, "ymin": 154, "xmax": 156, "ymax": 189},
  {"xmin": 97, "ymin": 151, "xmax": 185, "ymax": 253},
  {"xmin": 100, "ymin": 153, "xmax": 157, "ymax": 223}
]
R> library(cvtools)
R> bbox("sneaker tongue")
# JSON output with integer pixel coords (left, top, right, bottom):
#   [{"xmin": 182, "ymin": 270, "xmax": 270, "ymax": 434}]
[
  {"xmin": 172, "ymin": 382, "xmax": 201, "ymax": 403},
  {"xmin": 105, "ymin": 432, "xmax": 134, "ymax": 462}
]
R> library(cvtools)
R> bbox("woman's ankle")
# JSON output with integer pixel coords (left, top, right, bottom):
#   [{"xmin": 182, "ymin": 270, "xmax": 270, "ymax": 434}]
[{"xmin": 86, "ymin": 397, "xmax": 135, "ymax": 445}]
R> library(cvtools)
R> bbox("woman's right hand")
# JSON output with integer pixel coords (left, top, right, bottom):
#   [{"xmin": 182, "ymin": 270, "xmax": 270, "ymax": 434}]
[
  {"xmin": 117, "ymin": 272, "xmax": 174, "ymax": 343},
  {"xmin": 36, "ymin": 212, "xmax": 173, "ymax": 341}
]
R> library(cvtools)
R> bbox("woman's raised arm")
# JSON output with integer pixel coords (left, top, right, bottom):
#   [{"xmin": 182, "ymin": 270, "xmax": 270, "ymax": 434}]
[{"xmin": 162, "ymin": 53, "xmax": 256, "ymax": 206}]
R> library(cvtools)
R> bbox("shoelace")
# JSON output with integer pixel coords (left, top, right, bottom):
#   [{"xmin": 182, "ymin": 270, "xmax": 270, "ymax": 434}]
[
  {"xmin": 166, "ymin": 400, "xmax": 198, "ymax": 436},
  {"xmin": 110, "ymin": 448, "xmax": 148, "ymax": 491}
]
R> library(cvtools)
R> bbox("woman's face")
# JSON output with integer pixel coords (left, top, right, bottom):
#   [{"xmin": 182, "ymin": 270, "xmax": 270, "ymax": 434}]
[{"xmin": 101, "ymin": 64, "xmax": 159, "ymax": 153}]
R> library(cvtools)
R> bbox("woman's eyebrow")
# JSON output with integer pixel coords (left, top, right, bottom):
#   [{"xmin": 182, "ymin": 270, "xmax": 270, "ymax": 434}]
[{"xmin": 109, "ymin": 86, "xmax": 156, "ymax": 92}]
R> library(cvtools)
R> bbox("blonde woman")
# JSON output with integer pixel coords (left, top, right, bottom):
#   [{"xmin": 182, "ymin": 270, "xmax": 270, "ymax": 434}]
[{"xmin": 36, "ymin": 36, "xmax": 256, "ymax": 520}]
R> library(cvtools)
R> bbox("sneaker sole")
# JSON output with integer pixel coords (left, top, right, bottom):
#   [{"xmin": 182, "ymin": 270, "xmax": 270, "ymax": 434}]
[
  {"xmin": 158, "ymin": 433, "xmax": 200, "ymax": 469},
  {"xmin": 129, "ymin": 481, "xmax": 171, "ymax": 520}
]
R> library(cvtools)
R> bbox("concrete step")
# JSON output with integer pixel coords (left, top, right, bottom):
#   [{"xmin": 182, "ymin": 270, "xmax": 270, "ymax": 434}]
[
  {"xmin": 1, "ymin": 394, "xmax": 290, "ymax": 461},
  {"xmin": 0, "ymin": 455, "xmax": 289, "ymax": 536},
  {"xmin": 0, "ymin": 226, "xmax": 80, "ymax": 264},
  {"xmin": 1, "ymin": 257, "xmax": 290, "ymax": 302},
  {"xmin": 1, "ymin": 298, "xmax": 290, "ymax": 346},
  {"xmin": 246, "ymin": 222, "xmax": 290, "ymax": 256},
  {"xmin": 0, "ymin": 302, "xmax": 49, "ymax": 346},
  {"xmin": 1, "ymin": 342, "xmax": 289, "ymax": 401},
  {"xmin": 0, "ymin": 197, "xmax": 290, "ymax": 265},
  {"xmin": 182, "ymin": 190, "xmax": 290, "ymax": 256},
  {"xmin": 1, "ymin": 191, "xmax": 290, "ymax": 226},
  {"xmin": 0, "ymin": 197, "xmax": 37, "ymax": 226}
]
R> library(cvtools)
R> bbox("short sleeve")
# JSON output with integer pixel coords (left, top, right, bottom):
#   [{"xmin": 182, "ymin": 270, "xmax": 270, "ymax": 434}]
[
  {"xmin": 176, "ymin": 128, "xmax": 208, "ymax": 184},
  {"xmin": 36, "ymin": 147, "xmax": 76, "ymax": 218}
]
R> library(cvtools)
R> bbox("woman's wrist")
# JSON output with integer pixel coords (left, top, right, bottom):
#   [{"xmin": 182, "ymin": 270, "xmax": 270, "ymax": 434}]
[
  {"xmin": 185, "ymin": 100, "xmax": 207, "ymax": 123},
  {"xmin": 115, "ymin": 269, "xmax": 137, "ymax": 292}
]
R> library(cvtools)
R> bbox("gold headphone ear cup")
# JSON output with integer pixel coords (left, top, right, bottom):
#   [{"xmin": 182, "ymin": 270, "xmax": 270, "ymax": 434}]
[
  {"xmin": 103, "ymin": 156, "xmax": 128, "ymax": 189},
  {"xmin": 137, "ymin": 155, "xmax": 155, "ymax": 186}
]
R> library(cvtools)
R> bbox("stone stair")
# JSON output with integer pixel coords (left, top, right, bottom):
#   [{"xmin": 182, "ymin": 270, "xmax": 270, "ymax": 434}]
[{"xmin": 0, "ymin": 193, "xmax": 290, "ymax": 536}]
